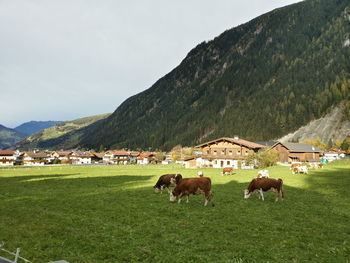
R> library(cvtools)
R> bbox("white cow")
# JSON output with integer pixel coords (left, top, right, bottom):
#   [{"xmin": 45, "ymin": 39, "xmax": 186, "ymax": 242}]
[{"xmin": 257, "ymin": 169, "xmax": 270, "ymax": 178}]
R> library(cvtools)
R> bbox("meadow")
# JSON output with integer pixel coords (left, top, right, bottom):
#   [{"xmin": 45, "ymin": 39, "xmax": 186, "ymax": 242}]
[{"xmin": 0, "ymin": 161, "xmax": 349, "ymax": 263}]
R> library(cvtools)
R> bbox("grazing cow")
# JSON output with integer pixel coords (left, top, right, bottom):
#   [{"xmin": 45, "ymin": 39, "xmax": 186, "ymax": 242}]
[
  {"xmin": 257, "ymin": 169, "xmax": 270, "ymax": 178},
  {"xmin": 169, "ymin": 177, "xmax": 214, "ymax": 206},
  {"xmin": 154, "ymin": 174, "xmax": 182, "ymax": 194},
  {"xmin": 244, "ymin": 178, "xmax": 284, "ymax": 202},
  {"xmin": 197, "ymin": 171, "xmax": 204, "ymax": 177},
  {"xmin": 290, "ymin": 163, "xmax": 300, "ymax": 170},
  {"xmin": 292, "ymin": 165, "xmax": 308, "ymax": 174},
  {"xmin": 221, "ymin": 167, "xmax": 233, "ymax": 176}
]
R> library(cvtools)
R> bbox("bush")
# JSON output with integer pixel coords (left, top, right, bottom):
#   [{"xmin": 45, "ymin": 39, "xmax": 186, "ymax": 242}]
[{"xmin": 246, "ymin": 148, "xmax": 279, "ymax": 168}]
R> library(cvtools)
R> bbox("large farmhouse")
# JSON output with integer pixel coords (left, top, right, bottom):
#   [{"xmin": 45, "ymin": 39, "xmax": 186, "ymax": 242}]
[
  {"xmin": 188, "ymin": 137, "xmax": 265, "ymax": 169},
  {"xmin": 271, "ymin": 142, "xmax": 323, "ymax": 162}
]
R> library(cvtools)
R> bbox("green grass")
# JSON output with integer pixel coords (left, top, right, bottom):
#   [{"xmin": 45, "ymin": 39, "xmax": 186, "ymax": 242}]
[{"xmin": 0, "ymin": 161, "xmax": 349, "ymax": 263}]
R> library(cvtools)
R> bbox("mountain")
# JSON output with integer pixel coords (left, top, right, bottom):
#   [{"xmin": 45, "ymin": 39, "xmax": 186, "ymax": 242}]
[
  {"xmin": 0, "ymin": 125, "xmax": 26, "ymax": 149},
  {"xmin": 74, "ymin": 0, "xmax": 349, "ymax": 151},
  {"xmin": 16, "ymin": 113, "xmax": 111, "ymax": 150},
  {"xmin": 22, "ymin": 0, "xmax": 350, "ymax": 151},
  {"xmin": 15, "ymin": 121, "xmax": 61, "ymax": 136}
]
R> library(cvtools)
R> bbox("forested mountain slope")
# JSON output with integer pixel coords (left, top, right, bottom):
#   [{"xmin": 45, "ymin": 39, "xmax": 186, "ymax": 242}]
[
  {"xmin": 16, "ymin": 113, "xmax": 110, "ymax": 150},
  {"xmin": 15, "ymin": 121, "xmax": 61, "ymax": 136},
  {"xmin": 43, "ymin": 0, "xmax": 350, "ymax": 151},
  {"xmin": 0, "ymin": 125, "xmax": 26, "ymax": 149}
]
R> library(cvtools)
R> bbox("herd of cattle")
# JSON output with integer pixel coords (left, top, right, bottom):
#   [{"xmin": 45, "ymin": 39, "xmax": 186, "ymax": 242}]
[{"xmin": 154, "ymin": 162, "xmax": 322, "ymax": 205}]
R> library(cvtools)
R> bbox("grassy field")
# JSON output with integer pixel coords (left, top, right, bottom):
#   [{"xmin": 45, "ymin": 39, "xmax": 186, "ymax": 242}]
[{"xmin": 0, "ymin": 161, "xmax": 349, "ymax": 263}]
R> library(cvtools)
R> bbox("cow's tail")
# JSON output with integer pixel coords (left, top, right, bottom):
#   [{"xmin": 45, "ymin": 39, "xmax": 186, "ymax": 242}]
[
  {"xmin": 278, "ymin": 178, "xmax": 284, "ymax": 198},
  {"xmin": 209, "ymin": 191, "xmax": 215, "ymax": 207}
]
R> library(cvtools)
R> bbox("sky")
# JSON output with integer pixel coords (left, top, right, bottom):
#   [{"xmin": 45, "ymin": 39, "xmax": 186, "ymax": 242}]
[{"xmin": 0, "ymin": 0, "xmax": 302, "ymax": 128}]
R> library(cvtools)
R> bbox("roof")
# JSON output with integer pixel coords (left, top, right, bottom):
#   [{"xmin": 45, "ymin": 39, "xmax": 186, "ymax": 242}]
[
  {"xmin": 91, "ymin": 152, "xmax": 104, "ymax": 158},
  {"xmin": 196, "ymin": 137, "xmax": 265, "ymax": 149},
  {"xmin": 137, "ymin": 152, "xmax": 156, "ymax": 159},
  {"xmin": 274, "ymin": 142, "xmax": 323, "ymax": 153},
  {"xmin": 255, "ymin": 141, "xmax": 278, "ymax": 147},
  {"xmin": 70, "ymin": 151, "xmax": 93, "ymax": 157},
  {"xmin": 52, "ymin": 151, "xmax": 72, "ymax": 157},
  {"xmin": 105, "ymin": 150, "xmax": 131, "ymax": 156},
  {"xmin": 24, "ymin": 152, "xmax": 48, "ymax": 158},
  {"xmin": 0, "ymin": 150, "xmax": 15, "ymax": 156}
]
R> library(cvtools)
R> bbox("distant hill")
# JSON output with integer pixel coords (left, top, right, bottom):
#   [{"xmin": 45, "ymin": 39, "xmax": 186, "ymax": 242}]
[
  {"xmin": 16, "ymin": 113, "xmax": 111, "ymax": 150},
  {"xmin": 0, "ymin": 125, "xmax": 26, "ymax": 149},
  {"xmin": 74, "ymin": 0, "xmax": 350, "ymax": 151},
  {"xmin": 15, "ymin": 121, "xmax": 61, "ymax": 136}
]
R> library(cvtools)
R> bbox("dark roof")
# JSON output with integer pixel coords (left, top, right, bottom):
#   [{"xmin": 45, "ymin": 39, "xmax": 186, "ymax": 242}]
[
  {"xmin": 25, "ymin": 152, "xmax": 48, "ymax": 158},
  {"xmin": 196, "ymin": 137, "xmax": 265, "ymax": 149},
  {"xmin": 275, "ymin": 142, "xmax": 323, "ymax": 153},
  {"xmin": 255, "ymin": 141, "xmax": 278, "ymax": 147},
  {"xmin": 0, "ymin": 150, "xmax": 15, "ymax": 156}
]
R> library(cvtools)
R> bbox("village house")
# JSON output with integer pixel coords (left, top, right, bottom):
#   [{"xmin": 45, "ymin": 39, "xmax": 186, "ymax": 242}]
[
  {"xmin": 188, "ymin": 137, "xmax": 265, "ymax": 169},
  {"xmin": 129, "ymin": 151, "xmax": 140, "ymax": 164},
  {"xmin": 0, "ymin": 150, "xmax": 15, "ymax": 166},
  {"xmin": 137, "ymin": 152, "xmax": 156, "ymax": 165},
  {"xmin": 270, "ymin": 142, "xmax": 323, "ymax": 163},
  {"xmin": 322, "ymin": 149, "xmax": 346, "ymax": 162},
  {"xmin": 49, "ymin": 151, "xmax": 72, "ymax": 164},
  {"xmin": 90, "ymin": 152, "xmax": 104, "ymax": 164},
  {"xmin": 70, "ymin": 151, "xmax": 93, "ymax": 165},
  {"xmin": 23, "ymin": 151, "xmax": 48, "ymax": 166},
  {"xmin": 103, "ymin": 150, "xmax": 134, "ymax": 165}
]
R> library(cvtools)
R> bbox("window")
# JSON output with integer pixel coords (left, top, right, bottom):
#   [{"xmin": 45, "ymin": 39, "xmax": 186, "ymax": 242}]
[
  {"xmin": 213, "ymin": 150, "xmax": 217, "ymax": 155},
  {"xmin": 221, "ymin": 150, "xmax": 225, "ymax": 155},
  {"xmin": 227, "ymin": 161, "xmax": 230, "ymax": 165},
  {"xmin": 229, "ymin": 150, "xmax": 233, "ymax": 155}
]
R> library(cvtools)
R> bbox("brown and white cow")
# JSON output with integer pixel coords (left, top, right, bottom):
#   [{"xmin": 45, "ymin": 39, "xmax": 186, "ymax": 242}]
[
  {"xmin": 169, "ymin": 177, "xmax": 214, "ymax": 206},
  {"xmin": 290, "ymin": 163, "xmax": 300, "ymax": 170},
  {"xmin": 244, "ymin": 178, "xmax": 284, "ymax": 202},
  {"xmin": 292, "ymin": 165, "xmax": 308, "ymax": 174},
  {"xmin": 221, "ymin": 167, "xmax": 233, "ymax": 176},
  {"xmin": 154, "ymin": 174, "xmax": 182, "ymax": 194}
]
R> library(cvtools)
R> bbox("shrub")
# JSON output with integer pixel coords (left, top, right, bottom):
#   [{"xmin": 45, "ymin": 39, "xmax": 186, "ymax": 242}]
[{"xmin": 246, "ymin": 148, "xmax": 279, "ymax": 168}]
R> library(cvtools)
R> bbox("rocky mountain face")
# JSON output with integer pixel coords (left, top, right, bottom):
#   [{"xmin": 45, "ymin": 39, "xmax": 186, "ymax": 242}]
[{"xmin": 279, "ymin": 102, "xmax": 350, "ymax": 144}]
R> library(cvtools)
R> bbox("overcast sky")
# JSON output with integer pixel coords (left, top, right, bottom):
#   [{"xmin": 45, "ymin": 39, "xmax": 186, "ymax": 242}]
[{"xmin": 0, "ymin": 0, "xmax": 302, "ymax": 128}]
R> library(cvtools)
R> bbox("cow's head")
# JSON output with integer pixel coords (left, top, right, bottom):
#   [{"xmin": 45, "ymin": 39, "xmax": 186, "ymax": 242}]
[
  {"xmin": 169, "ymin": 191, "xmax": 177, "ymax": 202},
  {"xmin": 244, "ymin": 189, "xmax": 251, "ymax": 199},
  {"xmin": 153, "ymin": 185, "xmax": 162, "ymax": 193}
]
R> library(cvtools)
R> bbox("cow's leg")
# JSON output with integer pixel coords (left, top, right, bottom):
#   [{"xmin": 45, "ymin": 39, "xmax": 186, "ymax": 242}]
[
  {"xmin": 186, "ymin": 195, "xmax": 189, "ymax": 203},
  {"xmin": 177, "ymin": 193, "xmax": 182, "ymax": 204},
  {"xmin": 275, "ymin": 191, "xmax": 279, "ymax": 202},
  {"xmin": 259, "ymin": 189, "xmax": 264, "ymax": 201}
]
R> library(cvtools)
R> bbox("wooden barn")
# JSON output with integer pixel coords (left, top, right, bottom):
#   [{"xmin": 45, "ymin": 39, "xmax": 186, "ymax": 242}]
[{"xmin": 271, "ymin": 142, "xmax": 323, "ymax": 163}]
